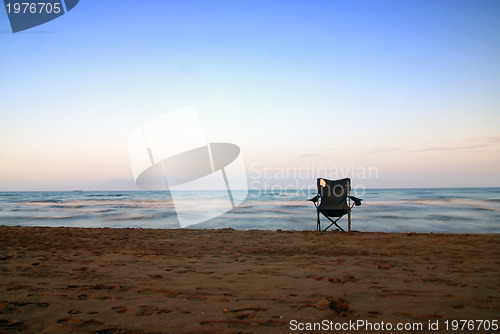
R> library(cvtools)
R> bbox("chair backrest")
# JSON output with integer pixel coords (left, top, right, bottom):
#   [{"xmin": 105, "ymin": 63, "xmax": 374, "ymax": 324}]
[{"xmin": 317, "ymin": 178, "xmax": 350, "ymax": 211}]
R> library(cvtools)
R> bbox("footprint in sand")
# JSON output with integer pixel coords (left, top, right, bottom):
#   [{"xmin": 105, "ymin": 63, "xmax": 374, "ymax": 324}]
[
  {"xmin": 138, "ymin": 305, "xmax": 173, "ymax": 316},
  {"xmin": 327, "ymin": 297, "xmax": 350, "ymax": 315},
  {"xmin": 111, "ymin": 306, "xmax": 133, "ymax": 314},
  {"xmin": 0, "ymin": 319, "xmax": 25, "ymax": 329}
]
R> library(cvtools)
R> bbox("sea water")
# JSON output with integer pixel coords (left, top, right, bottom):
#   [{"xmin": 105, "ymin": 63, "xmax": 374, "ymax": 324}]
[{"xmin": 0, "ymin": 188, "xmax": 499, "ymax": 233}]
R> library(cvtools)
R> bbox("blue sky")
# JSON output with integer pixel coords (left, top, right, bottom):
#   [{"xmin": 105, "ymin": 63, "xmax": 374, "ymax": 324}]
[{"xmin": 1, "ymin": 0, "xmax": 499, "ymax": 190}]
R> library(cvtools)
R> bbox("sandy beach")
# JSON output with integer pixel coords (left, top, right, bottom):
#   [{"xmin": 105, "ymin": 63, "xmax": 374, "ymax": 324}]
[{"xmin": 0, "ymin": 226, "xmax": 498, "ymax": 333}]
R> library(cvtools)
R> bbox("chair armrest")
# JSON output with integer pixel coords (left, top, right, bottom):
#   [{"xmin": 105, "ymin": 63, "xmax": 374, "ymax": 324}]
[
  {"xmin": 308, "ymin": 195, "xmax": 320, "ymax": 203},
  {"xmin": 348, "ymin": 196, "xmax": 362, "ymax": 206}
]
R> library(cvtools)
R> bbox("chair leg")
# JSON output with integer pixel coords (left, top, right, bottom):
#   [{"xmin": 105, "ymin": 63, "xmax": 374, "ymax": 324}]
[
  {"xmin": 348, "ymin": 210, "xmax": 351, "ymax": 232},
  {"xmin": 316, "ymin": 210, "xmax": 320, "ymax": 231}
]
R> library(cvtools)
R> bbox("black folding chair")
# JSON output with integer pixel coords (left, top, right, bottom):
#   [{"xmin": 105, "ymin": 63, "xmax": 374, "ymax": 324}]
[{"xmin": 308, "ymin": 178, "xmax": 362, "ymax": 232}]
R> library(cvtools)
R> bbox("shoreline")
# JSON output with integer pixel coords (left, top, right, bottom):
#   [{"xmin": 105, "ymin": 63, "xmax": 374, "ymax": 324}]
[
  {"xmin": 1, "ymin": 226, "xmax": 499, "ymax": 333},
  {"xmin": 2, "ymin": 224, "xmax": 500, "ymax": 235}
]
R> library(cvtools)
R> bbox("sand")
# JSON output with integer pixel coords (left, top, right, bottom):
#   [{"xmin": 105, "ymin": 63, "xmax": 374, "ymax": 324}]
[{"xmin": 0, "ymin": 226, "xmax": 499, "ymax": 333}]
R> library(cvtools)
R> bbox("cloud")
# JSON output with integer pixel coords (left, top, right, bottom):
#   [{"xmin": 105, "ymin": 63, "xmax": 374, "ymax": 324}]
[
  {"xmin": 366, "ymin": 147, "xmax": 401, "ymax": 154},
  {"xmin": 413, "ymin": 136, "xmax": 500, "ymax": 153},
  {"xmin": 367, "ymin": 136, "xmax": 500, "ymax": 156},
  {"xmin": 412, "ymin": 144, "xmax": 487, "ymax": 152},
  {"xmin": 465, "ymin": 136, "xmax": 500, "ymax": 144},
  {"xmin": 298, "ymin": 153, "xmax": 317, "ymax": 158}
]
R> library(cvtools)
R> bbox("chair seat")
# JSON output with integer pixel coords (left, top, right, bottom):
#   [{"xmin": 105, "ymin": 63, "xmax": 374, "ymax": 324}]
[{"xmin": 319, "ymin": 209, "xmax": 349, "ymax": 218}]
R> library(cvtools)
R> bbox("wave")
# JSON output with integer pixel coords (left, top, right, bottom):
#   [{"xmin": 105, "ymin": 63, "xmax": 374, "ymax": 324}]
[
  {"xmin": 85, "ymin": 193, "xmax": 128, "ymax": 197},
  {"xmin": 3, "ymin": 214, "xmax": 88, "ymax": 221},
  {"xmin": 22, "ymin": 200, "xmax": 175, "ymax": 209},
  {"xmin": 363, "ymin": 198, "xmax": 500, "ymax": 212},
  {"xmin": 425, "ymin": 214, "xmax": 471, "ymax": 222}
]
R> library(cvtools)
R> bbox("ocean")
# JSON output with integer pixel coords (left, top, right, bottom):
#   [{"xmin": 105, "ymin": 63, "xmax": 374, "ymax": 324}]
[{"xmin": 0, "ymin": 188, "xmax": 499, "ymax": 233}]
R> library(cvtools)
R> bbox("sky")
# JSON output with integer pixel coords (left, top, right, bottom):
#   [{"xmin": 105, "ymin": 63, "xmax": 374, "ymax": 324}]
[{"xmin": 1, "ymin": 0, "xmax": 499, "ymax": 191}]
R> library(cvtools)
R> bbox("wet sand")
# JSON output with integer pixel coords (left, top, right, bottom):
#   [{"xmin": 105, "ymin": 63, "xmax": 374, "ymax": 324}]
[{"xmin": 0, "ymin": 226, "xmax": 499, "ymax": 333}]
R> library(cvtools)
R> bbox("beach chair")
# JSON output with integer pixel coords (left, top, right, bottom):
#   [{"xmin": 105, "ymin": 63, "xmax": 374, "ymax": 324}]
[{"xmin": 308, "ymin": 178, "xmax": 362, "ymax": 232}]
